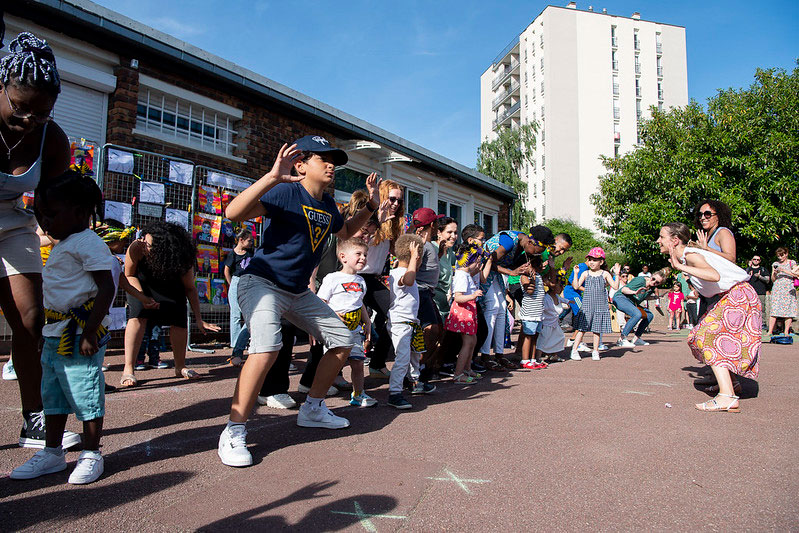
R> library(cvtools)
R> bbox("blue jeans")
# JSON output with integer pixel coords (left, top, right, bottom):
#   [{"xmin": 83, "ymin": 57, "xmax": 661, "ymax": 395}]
[
  {"xmin": 612, "ymin": 294, "xmax": 653, "ymax": 338},
  {"xmin": 233, "ymin": 325, "xmax": 250, "ymax": 357},
  {"xmin": 229, "ymin": 276, "xmax": 244, "ymax": 348}
]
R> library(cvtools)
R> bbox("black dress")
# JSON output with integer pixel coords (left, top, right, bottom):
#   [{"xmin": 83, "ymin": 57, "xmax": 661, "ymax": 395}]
[{"xmin": 127, "ymin": 257, "xmax": 188, "ymax": 328}]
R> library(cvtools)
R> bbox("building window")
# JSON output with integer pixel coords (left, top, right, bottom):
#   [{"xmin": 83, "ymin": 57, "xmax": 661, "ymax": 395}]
[
  {"xmin": 613, "ymin": 99, "xmax": 620, "ymax": 120},
  {"xmin": 334, "ymin": 167, "xmax": 369, "ymax": 203},
  {"xmin": 636, "ymin": 99, "xmax": 642, "ymax": 120},
  {"xmin": 612, "ymin": 50, "xmax": 618, "ymax": 71},
  {"xmin": 136, "ymin": 86, "xmax": 238, "ymax": 157},
  {"xmin": 633, "ymin": 30, "xmax": 640, "ymax": 51},
  {"xmin": 657, "ymin": 56, "xmax": 663, "ymax": 77},
  {"xmin": 614, "ymin": 144, "xmax": 620, "ymax": 158},
  {"xmin": 634, "ymin": 56, "xmax": 641, "ymax": 75},
  {"xmin": 611, "ymin": 25, "xmax": 617, "ymax": 47},
  {"xmin": 541, "ymin": 154, "xmax": 546, "ymax": 169},
  {"xmin": 658, "ymin": 81, "xmax": 663, "ymax": 101},
  {"xmin": 406, "ymin": 188, "xmax": 426, "ymax": 213},
  {"xmin": 483, "ymin": 214, "xmax": 494, "ymax": 235},
  {"xmin": 438, "ymin": 199, "xmax": 463, "ymax": 228},
  {"xmin": 540, "ymin": 81, "xmax": 545, "ymax": 95},
  {"xmin": 635, "ymin": 78, "xmax": 641, "ymax": 97},
  {"xmin": 656, "ymin": 32, "xmax": 663, "ymax": 54},
  {"xmin": 540, "ymin": 57, "xmax": 544, "ymax": 73},
  {"xmin": 613, "ymin": 75, "xmax": 619, "ymax": 96}
]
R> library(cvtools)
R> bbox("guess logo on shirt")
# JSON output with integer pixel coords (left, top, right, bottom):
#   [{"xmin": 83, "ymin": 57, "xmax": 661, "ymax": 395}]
[
  {"xmin": 302, "ymin": 205, "xmax": 333, "ymax": 252},
  {"xmin": 341, "ymin": 282, "xmax": 364, "ymax": 293}
]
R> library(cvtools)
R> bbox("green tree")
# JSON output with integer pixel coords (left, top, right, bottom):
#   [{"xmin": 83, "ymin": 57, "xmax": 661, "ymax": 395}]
[
  {"xmin": 592, "ymin": 64, "xmax": 799, "ymax": 268},
  {"xmin": 544, "ymin": 217, "xmax": 626, "ymax": 269},
  {"xmin": 476, "ymin": 123, "xmax": 537, "ymax": 231}
]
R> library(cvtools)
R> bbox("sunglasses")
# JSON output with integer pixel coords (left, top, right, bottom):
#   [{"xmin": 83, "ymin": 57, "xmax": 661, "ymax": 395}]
[
  {"xmin": 2, "ymin": 86, "xmax": 52, "ymax": 124},
  {"xmin": 387, "ymin": 197, "xmax": 402, "ymax": 204},
  {"xmin": 698, "ymin": 210, "xmax": 717, "ymax": 219}
]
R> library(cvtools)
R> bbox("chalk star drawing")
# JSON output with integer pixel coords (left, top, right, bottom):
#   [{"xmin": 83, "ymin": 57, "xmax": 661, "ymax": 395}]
[
  {"xmin": 426, "ymin": 468, "xmax": 491, "ymax": 494},
  {"xmin": 330, "ymin": 500, "xmax": 407, "ymax": 532}
]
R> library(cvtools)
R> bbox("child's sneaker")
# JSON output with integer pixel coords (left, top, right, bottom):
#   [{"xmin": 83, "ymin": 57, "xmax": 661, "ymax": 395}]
[
  {"xmin": 570, "ymin": 349, "xmax": 582, "ymax": 361},
  {"xmin": 68, "ymin": 450, "xmax": 104, "ymax": 484},
  {"xmin": 297, "ymin": 402, "xmax": 350, "ymax": 429},
  {"xmin": 350, "ymin": 392, "xmax": 378, "ymax": 407},
  {"xmin": 410, "ymin": 382, "xmax": 436, "ymax": 395},
  {"xmin": 134, "ymin": 359, "xmax": 147, "ymax": 371},
  {"xmin": 150, "ymin": 357, "xmax": 169, "ymax": 369},
  {"xmin": 591, "ymin": 351, "xmax": 601, "ymax": 361},
  {"xmin": 19, "ymin": 411, "xmax": 81, "ymax": 449},
  {"xmin": 258, "ymin": 393, "xmax": 297, "ymax": 409},
  {"xmin": 521, "ymin": 361, "xmax": 538, "ymax": 370},
  {"xmin": 218, "ymin": 424, "xmax": 252, "ymax": 467},
  {"xmin": 387, "ymin": 393, "xmax": 412, "ymax": 409},
  {"xmin": 577, "ymin": 343, "xmax": 592, "ymax": 352},
  {"xmin": 534, "ymin": 360, "xmax": 549, "ymax": 369},
  {"xmin": 616, "ymin": 338, "xmax": 636, "ymax": 348},
  {"xmin": 565, "ymin": 339, "xmax": 575, "ymax": 348},
  {"xmin": 297, "ymin": 383, "xmax": 339, "ymax": 397},
  {"xmin": 10, "ymin": 449, "xmax": 67, "ymax": 479}
]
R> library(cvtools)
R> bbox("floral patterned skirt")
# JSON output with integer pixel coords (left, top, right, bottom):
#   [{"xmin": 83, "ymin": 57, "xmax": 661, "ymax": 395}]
[
  {"xmin": 445, "ymin": 300, "xmax": 477, "ymax": 335},
  {"xmin": 688, "ymin": 282, "xmax": 761, "ymax": 379}
]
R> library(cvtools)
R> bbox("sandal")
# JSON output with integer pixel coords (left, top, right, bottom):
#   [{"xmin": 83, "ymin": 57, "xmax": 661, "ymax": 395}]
[
  {"xmin": 120, "ymin": 374, "xmax": 138, "ymax": 388},
  {"xmin": 498, "ymin": 356, "xmax": 520, "ymax": 370},
  {"xmin": 695, "ymin": 393, "xmax": 740, "ymax": 413},
  {"xmin": 485, "ymin": 358, "xmax": 502, "ymax": 371},
  {"xmin": 466, "ymin": 369, "xmax": 482, "ymax": 379},
  {"xmin": 227, "ymin": 355, "xmax": 244, "ymax": 367},
  {"xmin": 177, "ymin": 368, "xmax": 200, "ymax": 380},
  {"xmin": 703, "ymin": 381, "xmax": 742, "ymax": 395},
  {"xmin": 452, "ymin": 373, "xmax": 475, "ymax": 384}
]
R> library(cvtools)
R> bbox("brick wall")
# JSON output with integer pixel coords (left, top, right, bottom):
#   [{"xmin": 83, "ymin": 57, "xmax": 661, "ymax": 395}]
[{"xmin": 106, "ymin": 56, "xmax": 341, "ymax": 180}]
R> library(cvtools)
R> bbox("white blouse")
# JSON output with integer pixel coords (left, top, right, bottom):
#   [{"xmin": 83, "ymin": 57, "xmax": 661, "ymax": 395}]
[{"xmin": 681, "ymin": 247, "xmax": 748, "ymax": 297}]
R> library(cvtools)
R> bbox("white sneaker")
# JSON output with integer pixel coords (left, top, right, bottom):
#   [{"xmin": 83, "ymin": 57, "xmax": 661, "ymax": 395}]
[
  {"xmin": 597, "ymin": 344, "xmax": 609, "ymax": 352},
  {"xmin": 258, "ymin": 393, "xmax": 297, "ymax": 409},
  {"xmin": 297, "ymin": 402, "xmax": 350, "ymax": 429},
  {"xmin": 10, "ymin": 449, "xmax": 67, "ymax": 479},
  {"xmin": 350, "ymin": 392, "xmax": 378, "ymax": 407},
  {"xmin": 3, "ymin": 359, "xmax": 17, "ymax": 380},
  {"xmin": 565, "ymin": 339, "xmax": 575, "ymax": 348},
  {"xmin": 577, "ymin": 343, "xmax": 591, "ymax": 352},
  {"xmin": 591, "ymin": 351, "xmax": 601, "ymax": 361},
  {"xmin": 633, "ymin": 338, "xmax": 650, "ymax": 346},
  {"xmin": 68, "ymin": 450, "xmax": 104, "ymax": 484},
  {"xmin": 297, "ymin": 383, "xmax": 339, "ymax": 396},
  {"xmin": 218, "ymin": 425, "xmax": 252, "ymax": 467},
  {"xmin": 616, "ymin": 339, "xmax": 636, "ymax": 348},
  {"xmin": 570, "ymin": 350, "xmax": 581, "ymax": 361}
]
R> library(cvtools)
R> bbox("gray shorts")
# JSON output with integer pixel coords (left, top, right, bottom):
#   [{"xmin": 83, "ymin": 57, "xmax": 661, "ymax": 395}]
[{"xmin": 237, "ymin": 274, "xmax": 354, "ymax": 354}]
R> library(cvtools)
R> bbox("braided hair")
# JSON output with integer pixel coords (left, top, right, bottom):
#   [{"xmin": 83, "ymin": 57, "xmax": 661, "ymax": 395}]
[
  {"xmin": 0, "ymin": 32, "xmax": 60, "ymax": 97},
  {"xmin": 35, "ymin": 167, "xmax": 104, "ymax": 228}
]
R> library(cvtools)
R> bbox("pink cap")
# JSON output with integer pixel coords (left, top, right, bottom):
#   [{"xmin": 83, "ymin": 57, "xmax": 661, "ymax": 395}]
[{"xmin": 587, "ymin": 246, "xmax": 606, "ymax": 259}]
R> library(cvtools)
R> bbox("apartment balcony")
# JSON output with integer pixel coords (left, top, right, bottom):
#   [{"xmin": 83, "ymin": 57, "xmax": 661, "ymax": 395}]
[
  {"xmin": 492, "ymin": 101, "xmax": 521, "ymax": 129},
  {"xmin": 611, "ymin": 36, "xmax": 617, "ymax": 48},
  {"xmin": 612, "ymin": 60, "xmax": 618, "ymax": 71},
  {"xmin": 491, "ymin": 80, "xmax": 520, "ymax": 109},
  {"xmin": 658, "ymin": 90, "xmax": 664, "ymax": 101},
  {"xmin": 635, "ymin": 87, "xmax": 642, "ymax": 97},
  {"xmin": 657, "ymin": 66, "xmax": 664, "ymax": 77},
  {"xmin": 635, "ymin": 64, "xmax": 641, "ymax": 75},
  {"xmin": 613, "ymin": 108, "xmax": 620, "ymax": 120},
  {"xmin": 613, "ymin": 84, "xmax": 619, "ymax": 96},
  {"xmin": 634, "ymin": 40, "xmax": 640, "ymax": 51},
  {"xmin": 493, "ymin": 36, "xmax": 520, "ymax": 67},
  {"xmin": 492, "ymin": 60, "xmax": 520, "ymax": 90},
  {"xmin": 656, "ymin": 43, "xmax": 663, "ymax": 54}
]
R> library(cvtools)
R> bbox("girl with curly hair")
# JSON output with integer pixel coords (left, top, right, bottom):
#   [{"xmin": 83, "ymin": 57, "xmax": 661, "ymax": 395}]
[
  {"xmin": 120, "ymin": 222, "xmax": 220, "ymax": 386},
  {"xmin": 362, "ymin": 179, "xmax": 404, "ymax": 378}
]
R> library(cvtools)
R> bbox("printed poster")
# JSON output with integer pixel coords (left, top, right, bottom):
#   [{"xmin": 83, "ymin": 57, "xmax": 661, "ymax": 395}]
[
  {"xmin": 70, "ymin": 140, "xmax": 94, "ymax": 176},
  {"xmin": 105, "ymin": 201, "xmax": 133, "ymax": 226},
  {"xmin": 139, "ymin": 181, "xmax": 165, "ymax": 205},
  {"xmin": 165, "ymin": 208, "xmax": 190, "ymax": 231},
  {"xmin": 220, "ymin": 219, "xmax": 236, "ymax": 248},
  {"xmin": 242, "ymin": 220, "xmax": 257, "ymax": 242},
  {"xmin": 196, "ymin": 277, "xmax": 211, "ymax": 304},
  {"xmin": 198, "ymin": 185, "xmax": 222, "ymax": 215},
  {"xmin": 221, "ymin": 191, "xmax": 236, "ymax": 213},
  {"xmin": 107, "ymin": 148, "xmax": 134, "ymax": 174},
  {"xmin": 211, "ymin": 279, "xmax": 228, "ymax": 305},
  {"xmin": 219, "ymin": 247, "xmax": 233, "ymax": 265},
  {"xmin": 196, "ymin": 244, "xmax": 219, "ymax": 274},
  {"xmin": 193, "ymin": 213, "xmax": 221, "ymax": 244},
  {"xmin": 168, "ymin": 160, "xmax": 193, "ymax": 185}
]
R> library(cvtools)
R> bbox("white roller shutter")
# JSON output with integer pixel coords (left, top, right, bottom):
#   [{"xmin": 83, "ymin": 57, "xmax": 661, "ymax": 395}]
[{"xmin": 52, "ymin": 81, "xmax": 107, "ymax": 145}]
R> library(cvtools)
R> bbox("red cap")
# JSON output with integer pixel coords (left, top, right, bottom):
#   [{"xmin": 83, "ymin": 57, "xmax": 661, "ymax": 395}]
[{"xmin": 411, "ymin": 207, "xmax": 444, "ymax": 228}]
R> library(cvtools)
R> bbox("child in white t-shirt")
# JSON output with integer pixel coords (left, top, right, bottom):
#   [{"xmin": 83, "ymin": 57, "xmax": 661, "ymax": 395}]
[
  {"xmin": 537, "ymin": 269, "xmax": 572, "ymax": 362},
  {"xmin": 317, "ymin": 239, "xmax": 376, "ymax": 407},
  {"xmin": 387, "ymin": 233, "xmax": 425, "ymax": 409},
  {"xmin": 12, "ymin": 170, "xmax": 116, "ymax": 485},
  {"xmin": 444, "ymin": 243, "xmax": 484, "ymax": 383}
]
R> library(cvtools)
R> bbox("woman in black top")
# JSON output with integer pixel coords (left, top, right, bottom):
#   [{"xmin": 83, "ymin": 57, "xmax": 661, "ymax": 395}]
[{"xmin": 224, "ymin": 228, "xmax": 254, "ymax": 364}]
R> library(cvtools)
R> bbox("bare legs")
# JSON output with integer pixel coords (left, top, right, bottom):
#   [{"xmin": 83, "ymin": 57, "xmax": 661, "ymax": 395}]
[{"xmin": 122, "ymin": 317, "xmax": 147, "ymax": 377}]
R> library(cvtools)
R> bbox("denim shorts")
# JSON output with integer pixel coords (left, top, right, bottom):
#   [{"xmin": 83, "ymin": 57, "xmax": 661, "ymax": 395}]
[
  {"xmin": 521, "ymin": 320, "xmax": 543, "ymax": 335},
  {"xmin": 237, "ymin": 274, "xmax": 355, "ymax": 354},
  {"xmin": 40, "ymin": 337, "xmax": 105, "ymax": 421},
  {"xmin": 348, "ymin": 327, "xmax": 366, "ymax": 361}
]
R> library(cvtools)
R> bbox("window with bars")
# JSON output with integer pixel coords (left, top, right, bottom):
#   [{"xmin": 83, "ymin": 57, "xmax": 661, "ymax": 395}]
[{"xmin": 136, "ymin": 88, "xmax": 238, "ymax": 156}]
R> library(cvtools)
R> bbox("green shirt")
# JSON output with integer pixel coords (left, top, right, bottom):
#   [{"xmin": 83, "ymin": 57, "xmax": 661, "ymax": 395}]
[
  {"xmin": 435, "ymin": 243, "xmax": 455, "ymax": 293},
  {"xmin": 676, "ymin": 273, "xmax": 690, "ymax": 297},
  {"xmin": 623, "ymin": 275, "xmax": 652, "ymax": 304}
]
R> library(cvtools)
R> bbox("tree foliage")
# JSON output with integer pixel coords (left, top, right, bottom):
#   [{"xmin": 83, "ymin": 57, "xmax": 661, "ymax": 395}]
[
  {"xmin": 476, "ymin": 123, "xmax": 537, "ymax": 231},
  {"xmin": 592, "ymin": 64, "xmax": 799, "ymax": 268},
  {"xmin": 544, "ymin": 217, "xmax": 626, "ymax": 269}
]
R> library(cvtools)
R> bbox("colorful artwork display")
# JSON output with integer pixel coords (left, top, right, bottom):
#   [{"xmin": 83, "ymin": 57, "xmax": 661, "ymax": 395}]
[
  {"xmin": 193, "ymin": 213, "xmax": 221, "ymax": 244},
  {"xmin": 211, "ymin": 279, "xmax": 228, "ymax": 305},
  {"xmin": 221, "ymin": 191, "xmax": 236, "ymax": 213},
  {"xmin": 196, "ymin": 244, "xmax": 219, "ymax": 274},
  {"xmin": 198, "ymin": 185, "xmax": 222, "ymax": 215},
  {"xmin": 242, "ymin": 220, "xmax": 258, "ymax": 242},
  {"xmin": 70, "ymin": 140, "xmax": 94, "ymax": 176},
  {"xmin": 196, "ymin": 277, "xmax": 211, "ymax": 304}
]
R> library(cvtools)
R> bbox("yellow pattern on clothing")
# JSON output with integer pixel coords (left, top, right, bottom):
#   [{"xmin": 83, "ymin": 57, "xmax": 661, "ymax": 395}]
[
  {"xmin": 402, "ymin": 321, "xmax": 426, "ymax": 353},
  {"xmin": 44, "ymin": 298, "xmax": 110, "ymax": 356},
  {"xmin": 340, "ymin": 308, "xmax": 363, "ymax": 331}
]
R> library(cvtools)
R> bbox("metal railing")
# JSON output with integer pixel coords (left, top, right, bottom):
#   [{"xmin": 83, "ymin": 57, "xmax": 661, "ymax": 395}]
[
  {"xmin": 492, "ymin": 80, "xmax": 520, "ymax": 108},
  {"xmin": 492, "ymin": 101, "xmax": 521, "ymax": 129},
  {"xmin": 657, "ymin": 66, "xmax": 663, "ymax": 76}
]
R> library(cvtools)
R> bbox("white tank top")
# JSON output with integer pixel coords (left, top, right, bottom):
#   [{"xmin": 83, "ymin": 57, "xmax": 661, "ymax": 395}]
[
  {"xmin": 362, "ymin": 239, "xmax": 390, "ymax": 274},
  {"xmin": 681, "ymin": 247, "xmax": 748, "ymax": 297}
]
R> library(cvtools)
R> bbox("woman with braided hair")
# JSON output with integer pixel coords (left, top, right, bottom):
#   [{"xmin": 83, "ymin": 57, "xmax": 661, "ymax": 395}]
[{"xmin": 0, "ymin": 32, "xmax": 73, "ymax": 448}]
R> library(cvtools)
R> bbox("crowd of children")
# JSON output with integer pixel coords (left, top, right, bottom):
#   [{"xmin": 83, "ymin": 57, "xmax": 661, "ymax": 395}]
[{"xmin": 4, "ymin": 133, "xmax": 768, "ymax": 483}]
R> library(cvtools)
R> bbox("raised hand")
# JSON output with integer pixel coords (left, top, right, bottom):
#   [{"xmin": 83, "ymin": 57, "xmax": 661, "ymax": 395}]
[
  {"xmin": 666, "ymin": 241, "xmax": 684, "ymax": 270},
  {"xmin": 409, "ymin": 241, "xmax": 421, "ymax": 259},
  {"xmin": 612, "ymin": 263, "xmax": 621, "ymax": 275},
  {"xmin": 696, "ymin": 230, "xmax": 709, "ymax": 250},
  {"xmin": 377, "ymin": 199, "xmax": 394, "ymax": 223},
  {"xmin": 365, "ymin": 173, "xmax": 381, "ymax": 206},
  {"xmin": 270, "ymin": 143, "xmax": 303, "ymax": 183}
]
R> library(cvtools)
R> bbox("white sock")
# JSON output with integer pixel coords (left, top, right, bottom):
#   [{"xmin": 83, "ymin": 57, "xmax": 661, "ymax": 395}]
[{"xmin": 305, "ymin": 396, "xmax": 324, "ymax": 409}]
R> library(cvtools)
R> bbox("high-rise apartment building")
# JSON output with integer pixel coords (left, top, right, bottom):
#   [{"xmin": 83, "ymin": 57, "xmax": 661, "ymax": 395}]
[{"xmin": 480, "ymin": 3, "xmax": 688, "ymax": 230}]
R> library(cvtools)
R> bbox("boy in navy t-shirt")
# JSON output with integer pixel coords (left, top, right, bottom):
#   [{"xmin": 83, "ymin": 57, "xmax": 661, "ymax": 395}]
[{"xmin": 218, "ymin": 136, "xmax": 381, "ymax": 468}]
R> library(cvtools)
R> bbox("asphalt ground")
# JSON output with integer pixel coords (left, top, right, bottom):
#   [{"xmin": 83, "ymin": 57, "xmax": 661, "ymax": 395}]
[{"xmin": 1, "ymin": 329, "xmax": 797, "ymax": 532}]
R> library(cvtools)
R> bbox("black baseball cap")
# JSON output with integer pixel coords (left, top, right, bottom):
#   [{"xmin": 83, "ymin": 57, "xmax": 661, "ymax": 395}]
[{"xmin": 293, "ymin": 135, "xmax": 348, "ymax": 166}]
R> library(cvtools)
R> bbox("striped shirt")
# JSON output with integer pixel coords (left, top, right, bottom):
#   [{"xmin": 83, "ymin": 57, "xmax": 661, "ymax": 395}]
[{"xmin": 519, "ymin": 273, "xmax": 545, "ymax": 322}]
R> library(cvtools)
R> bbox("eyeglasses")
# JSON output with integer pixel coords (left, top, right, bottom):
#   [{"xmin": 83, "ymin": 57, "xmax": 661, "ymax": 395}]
[
  {"xmin": 387, "ymin": 197, "xmax": 402, "ymax": 204},
  {"xmin": 752, "ymin": 258, "xmax": 761, "ymax": 262},
  {"xmin": 2, "ymin": 86, "xmax": 52, "ymax": 124},
  {"xmin": 698, "ymin": 210, "xmax": 717, "ymax": 219}
]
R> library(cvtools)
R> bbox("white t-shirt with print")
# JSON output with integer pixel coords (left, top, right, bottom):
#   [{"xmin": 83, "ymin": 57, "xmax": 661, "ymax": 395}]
[
  {"xmin": 388, "ymin": 266, "xmax": 419, "ymax": 323},
  {"xmin": 42, "ymin": 228, "xmax": 116, "ymax": 338},
  {"xmin": 317, "ymin": 272, "xmax": 367, "ymax": 313},
  {"xmin": 451, "ymin": 269, "xmax": 477, "ymax": 297},
  {"xmin": 541, "ymin": 293, "xmax": 570, "ymax": 327}
]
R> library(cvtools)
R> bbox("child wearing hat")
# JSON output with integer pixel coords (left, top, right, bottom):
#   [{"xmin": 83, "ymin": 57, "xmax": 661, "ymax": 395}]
[
  {"xmin": 217, "ymin": 136, "xmax": 380, "ymax": 468},
  {"xmin": 570, "ymin": 247, "xmax": 621, "ymax": 361}
]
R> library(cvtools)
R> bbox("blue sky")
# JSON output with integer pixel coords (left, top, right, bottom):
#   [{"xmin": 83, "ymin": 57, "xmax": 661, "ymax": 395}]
[{"xmin": 93, "ymin": 0, "xmax": 797, "ymax": 168}]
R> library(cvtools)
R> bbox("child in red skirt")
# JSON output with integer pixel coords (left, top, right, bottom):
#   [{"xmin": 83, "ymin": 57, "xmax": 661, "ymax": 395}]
[{"xmin": 445, "ymin": 243, "xmax": 486, "ymax": 383}]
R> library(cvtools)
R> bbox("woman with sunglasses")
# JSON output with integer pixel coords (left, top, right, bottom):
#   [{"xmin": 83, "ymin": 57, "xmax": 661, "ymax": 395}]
[
  {"xmin": 362, "ymin": 179, "xmax": 405, "ymax": 379},
  {"xmin": 0, "ymin": 33, "xmax": 76, "ymax": 449},
  {"xmin": 693, "ymin": 200, "xmax": 736, "ymax": 316}
]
